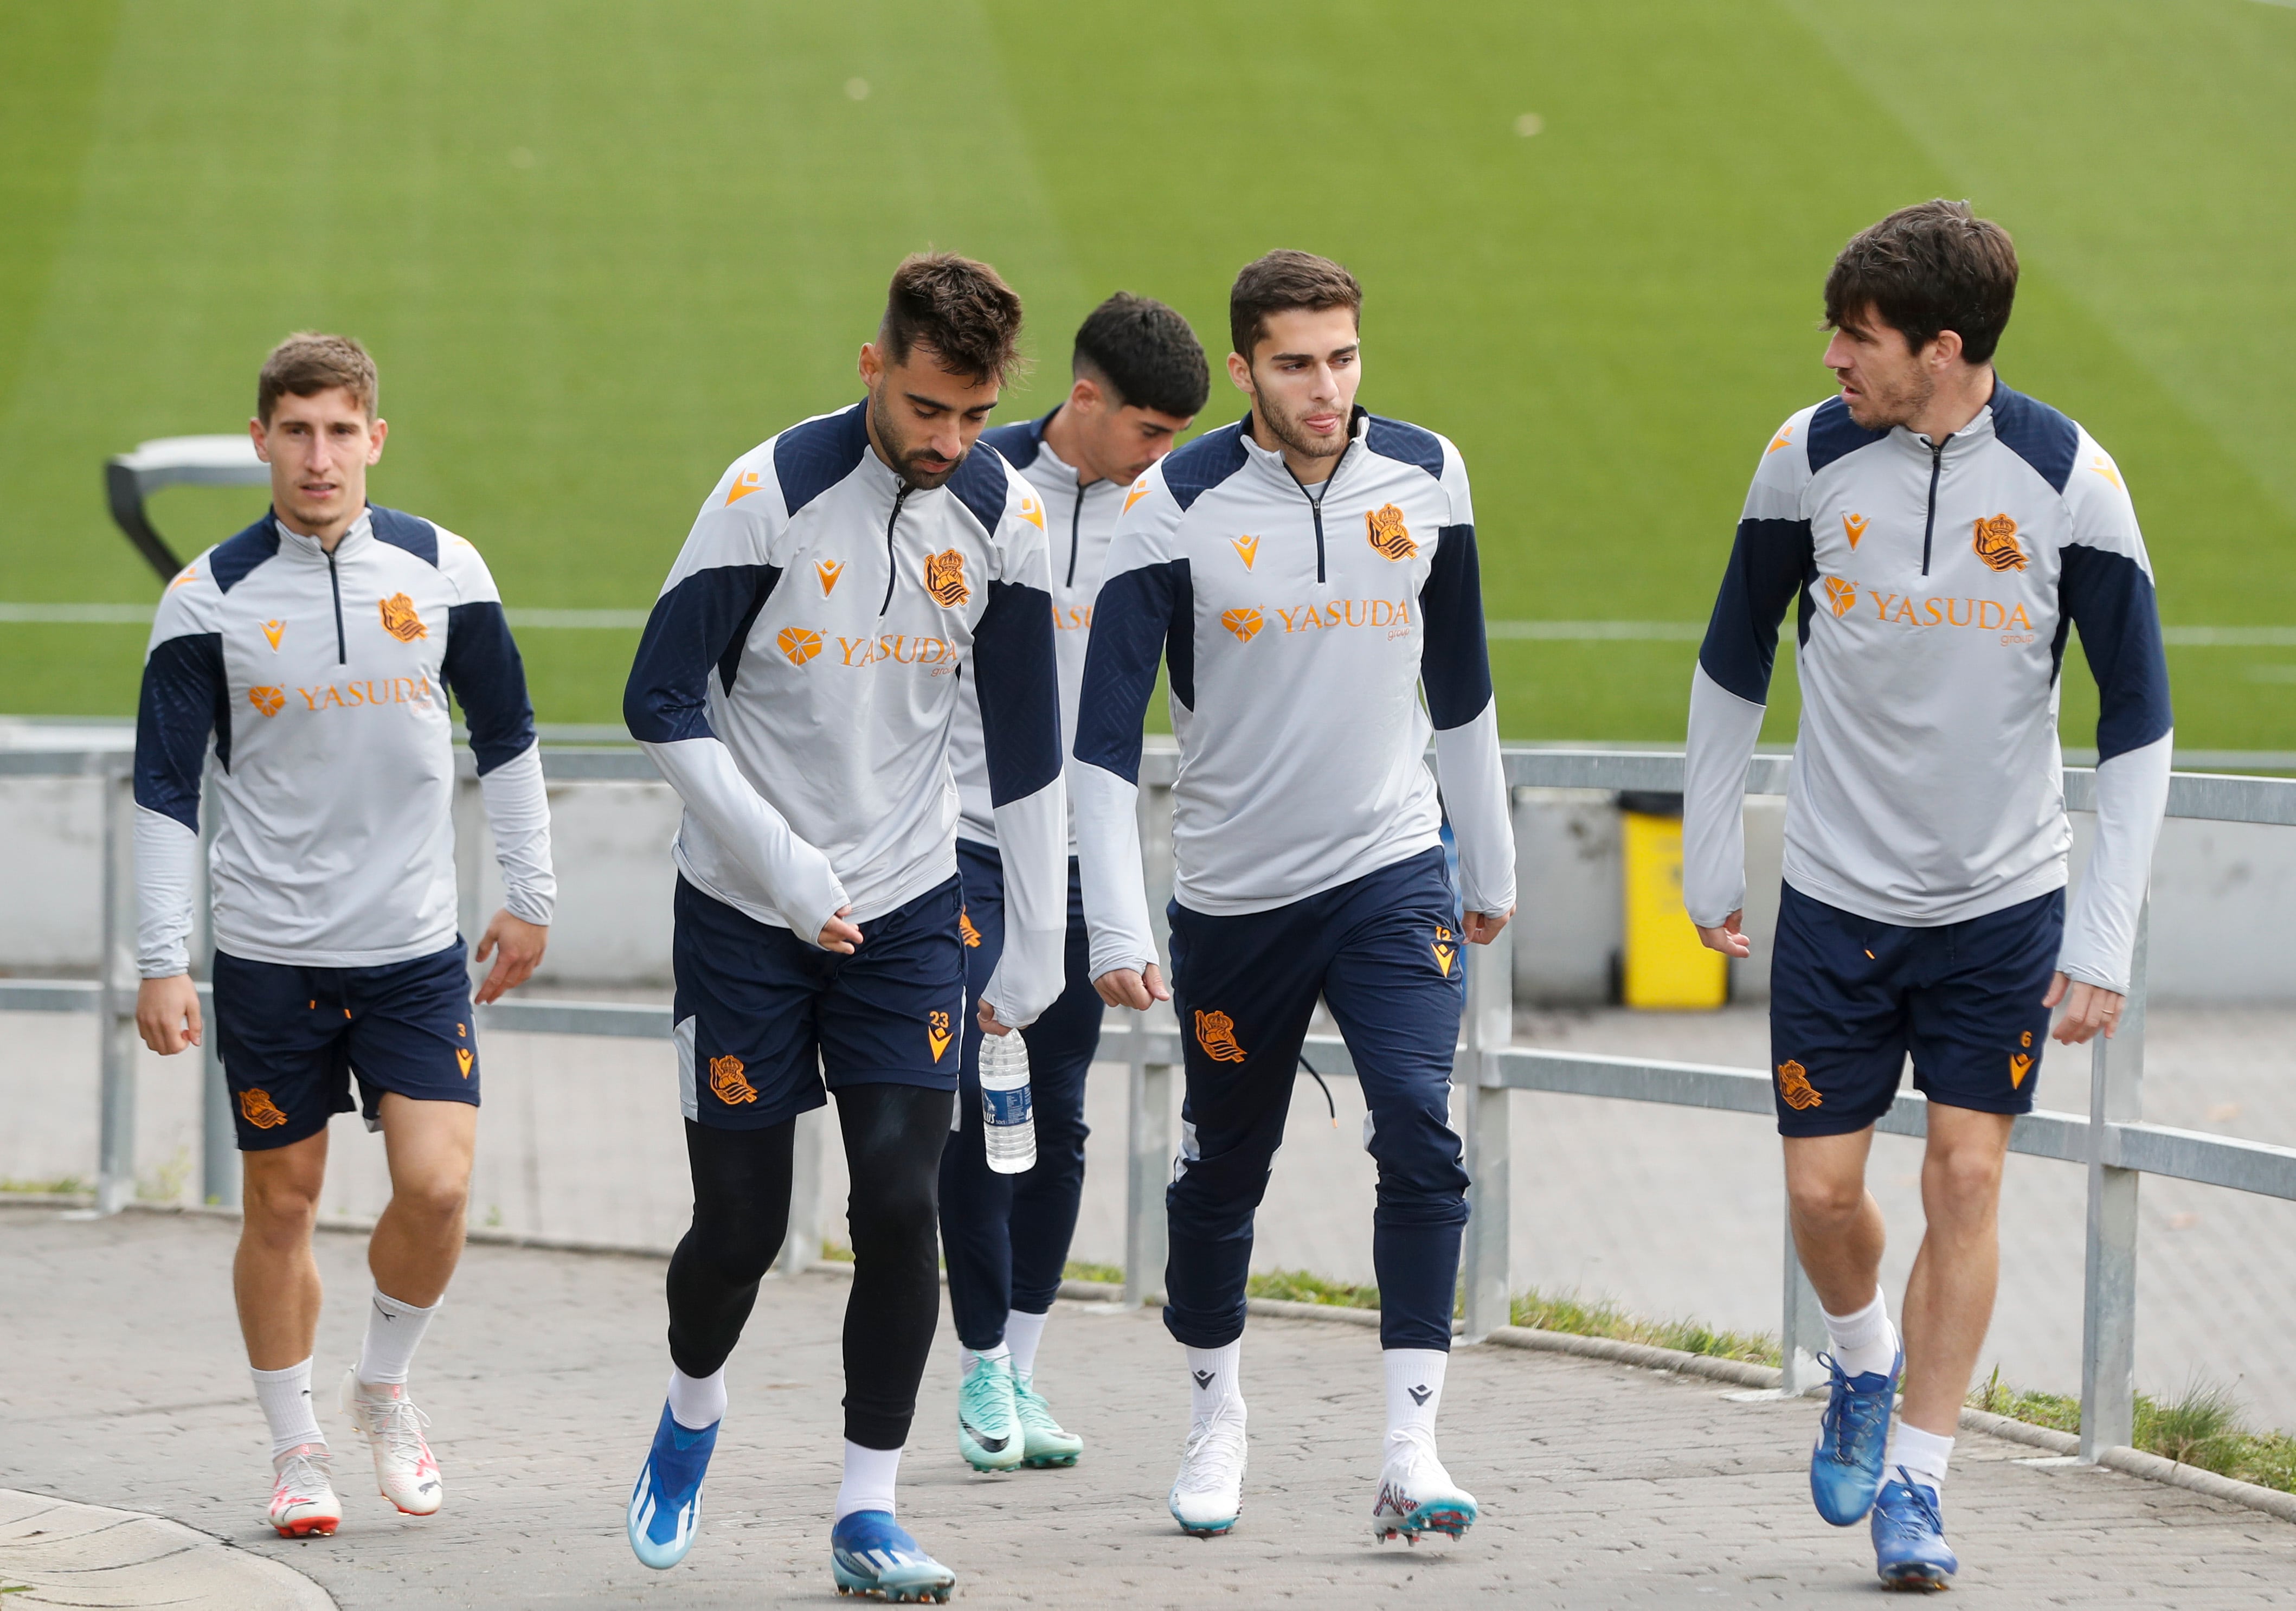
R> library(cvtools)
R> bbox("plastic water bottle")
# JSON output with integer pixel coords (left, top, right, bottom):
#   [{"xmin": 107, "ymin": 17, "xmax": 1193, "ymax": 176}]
[{"xmin": 979, "ymin": 1026, "xmax": 1037, "ymax": 1174}]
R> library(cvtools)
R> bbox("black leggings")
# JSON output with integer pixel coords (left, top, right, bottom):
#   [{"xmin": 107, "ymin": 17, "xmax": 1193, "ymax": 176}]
[{"xmin": 666, "ymin": 1082, "xmax": 952, "ymax": 1450}]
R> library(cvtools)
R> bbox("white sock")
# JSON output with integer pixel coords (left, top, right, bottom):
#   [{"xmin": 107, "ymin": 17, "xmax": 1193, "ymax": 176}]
[
  {"xmin": 251, "ymin": 1359, "xmax": 325, "ymax": 1461},
  {"xmin": 958, "ymin": 1340, "xmax": 1009, "ymax": 1379},
  {"xmin": 1005, "ymin": 1308, "xmax": 1051, "ymax": 1383},
  {"xmin": 356, "ymin": 1287, "xmax": 438, "ymax": 1388},
  {"xmin": 1885, "ymin": 1422, "xmax": 1953, "ymax": 1493},
  {"xmin": 1186, "ymin": 1341, "xmax": 1243, "ymax": 1425},
  {"xmin": 1819, "ymin": 1288, "xmax": 1897, "ymax": 1380},
  {"xmin": 666, "ymin": 1365, "xmax": 725, "ymax": 1430},
  {"xmin": 834, "ymin": 1440, "xmax": 901, "ymax": 1520},
  {"xmin": 1383, "ymin": 1347, "xmax": 1447, "ymax": 1460}
]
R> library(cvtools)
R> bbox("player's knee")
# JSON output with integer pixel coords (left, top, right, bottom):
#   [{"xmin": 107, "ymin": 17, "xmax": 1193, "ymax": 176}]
[
  {"xmin": 242, "ymin": 1169, "xmax": 321, "ymax": 1241},
  {"xmin": 392, "ymin": 1171, "xmax": 470, "ymax": 1229},
  {"xmin": 1925, "ymin": 1141, "xmax": 2005, "ymax": 1208},
  {"xmin": 848, "ymin": 1170, "xmax": 937, "ymax": 1255},
  {"xmin": 1787, "ymin": 1171, "xmax": 1868, "ymax": 1224}
]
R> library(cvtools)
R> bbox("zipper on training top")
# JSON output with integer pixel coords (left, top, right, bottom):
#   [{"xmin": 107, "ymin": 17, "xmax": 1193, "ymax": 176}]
[
  {"xmin": 325, "ymin": 547, "xmax": 346, "ymax": 663},
  {"xmin": 1286, "ymin": 440, "xmax": 1352, "ymax": 584},
  {"xmin": 1919, "ymin": 436, "xmax": 1949, "ymax": 576},
  {"xmin": 1065, "ymin": 479, "xmax": 1084, "ymax": 589},
  {"xmin": 879, "ymin": 485, "xmax": 912, "ymax": 615}
]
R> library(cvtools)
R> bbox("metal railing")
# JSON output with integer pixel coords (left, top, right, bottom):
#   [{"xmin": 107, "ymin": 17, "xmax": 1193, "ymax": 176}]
[{"xmin": 7, "ymin": 741, "xmax": 2295, "ymax": 1465}]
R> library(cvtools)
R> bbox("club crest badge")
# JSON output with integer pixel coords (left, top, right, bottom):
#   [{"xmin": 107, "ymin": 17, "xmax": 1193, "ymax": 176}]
[
  {"xmin": 1776, "ymin": 1059, "xmax": 1823, "ymax": 1111},
  {"xmin": 710, "ymin": 1054, "xmax": 758, "ymax": 1105},
  {"xmin": 924, "ymin": 549, "xmax": 970, "ymax": 607},
  {"xmin": 239, "ymin": 1088, "xmax": 289, "ymax": 1129},
  {"xmin": 378, "ymin": 593, "xmax": 427, "ymax": 643},
  {"xmin": 1972, "ymin": 513, "xmax": 2027, "ymax": 573},
  {"xmin": 1365, "ymin": 503, "xmax": 1416, "ymax": 561}
]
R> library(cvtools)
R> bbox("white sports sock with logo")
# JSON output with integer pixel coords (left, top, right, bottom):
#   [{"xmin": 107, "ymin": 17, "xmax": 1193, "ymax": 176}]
[
  {"xmin": 1819, "ymin": 1287, "xmax": 1898, "ymax": 1380},
  {"xmin": 958, "ymin": 1340, "xmax": 1010, "ymax": 1379},
  {"xmin": 252, "ymin": 1358, "xmax": 325, "ymax": 1460},
  {"xmin": 356, "ymin": 1287, "xmax": 438, "ymax": 1388},
  {"xmin": 1004, "ymin": 1308, "xmax": 1050, "ymax": 1383},
  {"xmin": 1384, "ymin": 1347, "xmax": 1447, "ymax": 1460},
  {"xmin": 835, "ymin": 1440, "xmax": 901, "ymax": 1520},
  {"xmin": 1885, "ymin": 1422, "xmax": 1953, "ymax": 1494},
  {"xmin": 1186, "ymin": 1341, "xmax": 1243, "ymax": 1425},
  {"xmin": 667, "ymin": 1364, "xmax": 725, "ymax": 1430}
]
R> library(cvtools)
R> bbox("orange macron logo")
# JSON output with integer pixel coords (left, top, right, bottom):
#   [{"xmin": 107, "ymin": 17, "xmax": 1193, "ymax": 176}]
[
  {"xmin": 239, "ymin": 1087, "xmax": 289, "ymax": 1128},
  {"xmin": 1776, "ymin": 1060, "xmax": 1822, "ymax": 1111},
  {"xmin": 2088, "ymin": 455, "xmax": 2122, "ymax": 490},
  {"xmin": 1365, "ymin": 503, "xmax": 1416, "ymax": 561},
  {"xmin": 1221, "ymin": 607, "xmax": 1263, "ymax": 643},
  {"xmin": 248, "ymin": 685, "xmax": 286, "ymax": 717},
  {"xmin": 2009, "ymin": 1051, "xmax": 2032, "ymax": 1089},
  {"xmin": 1194, "ymin": 1009, "xmax": 1246, "ymax": 1063},
  {"xmin": 816, "ymin": 559, "xmax": 844, "ymax": 596},
  {"xmin": 1842, "ymin": 514, "xmax": 1868, "ymax": 550},
  {"xmin": 778, "ymin": 627, "xmax": 824, "ymax": 665},
  {"xmin": 1232, "ymin": 535, "xmax": 1260, "ymax": 571},
  {"xmin": 923, "ymin": 549, "xmax": 970, "ymax": 608},
  {"xmin": 378, "ymin": 593, "xmax": 427, "ymax": 643},
  {"xmin": 261, "ymin": 619, "xmax": 285, "ymax": 650},
  {"xmin": 169, "ymin": 565, "xmax": 200, "ymax": 591},
  {"xmin": 455, "ymin": 1048, "xmax": 474, "ymax": 1080},
  {"xmin": 1123, "ymin": 478, "xmax": 1153, "ymax": 514},
  {"xmin": 1017, "ymin": 493, "xmax": 1045, "ymax": 531},
  {"xmin": 726, "ymin": 470, "xmax": 764, "ymax": 505},
  {"xmin": 1766, "ymin": 427, "xmax": 1794, "ymax": 455},
  {"xmin": 959, "ymin": 910, "xmax": 982, "ymax": 948},
  {"xmin": 1823, "ymin": 576, "xmax": 1857, "ymax": 618},
  {"xmin": 1972, "ymin": 513, "xmax": 2027, "ymax": 573},
  {"xmin": 1432, "ymin": 925, "xmax": 1456, "ymax": 978},
  {"xmin": 928, "ymin": 1010, "xmax": 953, "ymax": 1063},
  {"xmin": 710, "ymin": 1054, "xmax": 758, "ymax": 1105}
]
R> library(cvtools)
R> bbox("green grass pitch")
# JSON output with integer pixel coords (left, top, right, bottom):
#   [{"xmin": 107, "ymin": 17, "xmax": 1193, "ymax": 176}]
[{"xmin": 3, "ymin": 2, "xmax": 2293, "ymax": 748}]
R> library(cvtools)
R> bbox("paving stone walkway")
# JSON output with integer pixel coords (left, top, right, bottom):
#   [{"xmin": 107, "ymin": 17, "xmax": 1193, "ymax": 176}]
[{"xmin": 4, "ymin": 1205, "xmax": 2293, "ymax": 1609}]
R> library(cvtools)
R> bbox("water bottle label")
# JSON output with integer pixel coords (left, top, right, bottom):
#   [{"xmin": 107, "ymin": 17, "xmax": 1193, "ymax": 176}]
[{"xmin": 982, "ymin": 1084, "xmax": 1033, "ymax": 1128}]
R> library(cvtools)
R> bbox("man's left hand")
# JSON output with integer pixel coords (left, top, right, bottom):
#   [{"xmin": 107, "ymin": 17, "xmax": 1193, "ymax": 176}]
[
  {"xmin": 1463, "ymin": 907, "xmax": 1514, "ymax": 945},
  {"xmin": 2044, "ymin": 972, "xmax": 2124, "ymax": 1045},
  {"xmin": 475, "ymin": 912, "xmax": 549, "ymax": 1004}
]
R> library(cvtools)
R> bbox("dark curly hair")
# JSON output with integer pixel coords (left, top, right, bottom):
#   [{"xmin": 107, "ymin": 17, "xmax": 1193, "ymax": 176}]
[
  {"xmin": 879, "ymin": 252, "xmax": 1026, "ymax": 385},
  {"xmin": 1824, "ymin": 200, "xmax": 2019, "ymax": 364}
]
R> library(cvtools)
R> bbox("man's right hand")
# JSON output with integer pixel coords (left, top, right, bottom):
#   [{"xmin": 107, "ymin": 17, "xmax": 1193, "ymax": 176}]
[
  {"xmin": 137, "ymin": 974, "xmax": 203, "ymax": 1055},
  {"xmin": 1095, "ymin": 962, "xmax": 1170, "ymax": 1011},
  {"xmin": 1695, "ymin": 909, "xmax": 1751, "ymax": 959},
  {"xmin": 818, "ymin": 906, "xmax": 863, "ymax": 955}
]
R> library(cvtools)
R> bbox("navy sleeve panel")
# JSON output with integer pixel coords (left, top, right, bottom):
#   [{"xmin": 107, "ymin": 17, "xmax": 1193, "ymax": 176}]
[
  {"xmin": 1696, "ymin": 517, "xmax": 1814, "ymax": 704},
  {"xmin": 1161, "ymin": 421, "xmax": 1251, "ymax": 512},
  {"xmin": 972, "ymin": 579, "xmax": 1063, "ymax": 806},
  {"xmin": 979, "ymin": 412, "xmax": 1050, "ymax": 470},
  {"xmin": 1805, "ymin": 397, "xmax": 1888, "ymax": 476},
  {"xmin": 442, "ymin": 601, "xmax": 539, "ymax": 774},
  {"xmin": 771, "ymin": 404, "xmax": 871, "ymax": 518},
  {"xmin": 135, "ymin": 633, "xmax": 227, "ymax": 829},
  {"xmin": 369, "ymin": 505, "xmax": 440, "ymax": 567},
  {"xmin": 210, "ymin": 518, "xmax": 281, "ymax": 593},
  {"xmin": 1989, "ymin": 383, "xmax": 2078, "ymax": 495},
  {"xmin": 2060, "ymin": 546, "xmax": 2173, "ymax": 761},
  {"xmin": 1072, "ymin": 559, "xmax": 1186, "ymax": 784},
  {"xmin": 948, "ymin": 440, "xmax": 1012, "ymax": 537},
  {"xmin": 1419, "ymin": 523, "xmax": 1493, "ymax": 729},
  {"xmin": 1366, "ymin": 414, "xmax": 1445, "ymax": 481},
  {"xmin": 622, "ymin": 564, "xmax": 782, "ymax": 744}
]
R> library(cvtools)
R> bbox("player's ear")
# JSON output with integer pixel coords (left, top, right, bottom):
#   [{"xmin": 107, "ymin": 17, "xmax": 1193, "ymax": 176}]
[
  {"xmin": 367, "ymin": 417, "xmax": 388, "ymax": 463},
  {"xmin": 1225, "ymin": 351, "xmax": 1253, "ymax": 395}
]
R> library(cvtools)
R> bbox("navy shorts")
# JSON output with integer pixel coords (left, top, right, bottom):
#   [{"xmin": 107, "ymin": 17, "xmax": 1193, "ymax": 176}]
[
  {"xmin": 1768, "ymin": 883, "xmax": 2063, "ymax": 1137},
  {"xmin": 213, "ymin": 940, "xmax": 478, "ymax": 1152},
  {"xmin": 673, "ymin": 874, "xmax": 967, "ymax": 1131}
]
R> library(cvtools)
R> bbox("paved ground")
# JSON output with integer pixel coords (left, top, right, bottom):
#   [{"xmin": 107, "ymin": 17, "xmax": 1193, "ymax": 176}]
[
  {"xmin": 4, "ymin": 1206, "xmax": 2294, "ymax": 1609},
  {"xmin": 0, "ymin": 1486, "xmax": 331, "ymax": 1609},
  {"xmin": 11, "ymin": 1001, "xmax": 2296, "ymax": 1432}
]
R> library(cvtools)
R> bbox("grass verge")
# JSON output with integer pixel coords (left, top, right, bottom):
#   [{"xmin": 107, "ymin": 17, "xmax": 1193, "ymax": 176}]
[{"xmin": 1969, "ymin": 1368, "xmax": 2296, "ymax": 1495}]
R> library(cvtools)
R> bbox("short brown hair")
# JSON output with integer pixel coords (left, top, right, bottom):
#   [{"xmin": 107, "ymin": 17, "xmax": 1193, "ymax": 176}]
[
  {"xmin": 1824, "ymin": 201, "xmax": 2019, "ymax": 365},
  {"xmin": 878, "ymin": 252, "xmax": 1025, "ymax": 386},
  {"xmin": 258, "ymin": 332, "xmax": 378, "ymax": 423},
  {"xmin": 1229, "ymin": 250, "xmax": 1361, "ymax": 363}
]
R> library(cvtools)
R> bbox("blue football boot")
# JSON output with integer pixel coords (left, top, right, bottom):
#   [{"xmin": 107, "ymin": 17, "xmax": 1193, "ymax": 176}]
[
  {"xmin": 830, "ymin": 1510, "xmax": 956, "ymax": 1603},
  {"xmin": 1810, "ymin": 1349, "xmax": 1900, "ymax": 1525},
  {"xmin": 1870, "ymin": 1468, "xmax": 1958, "ymax": 1590},
  {"xmin": 627, "ymin": 1404, "xmax": 717, "ymax": 1569}
]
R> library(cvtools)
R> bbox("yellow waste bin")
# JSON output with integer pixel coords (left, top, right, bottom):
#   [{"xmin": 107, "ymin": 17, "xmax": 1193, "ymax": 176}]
[{"xmin": 1619, "ymin": 793, "xmax": 1728, "ymax": 1010}]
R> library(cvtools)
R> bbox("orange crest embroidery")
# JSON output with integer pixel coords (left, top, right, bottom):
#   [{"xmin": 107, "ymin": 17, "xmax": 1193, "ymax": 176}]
[
  {"xmin": 378, "ymin": 593, "xmax": 427, "ymax": 643},
  {"xmin": 239, "ymin": 1087, "xmax": 289, "ymax": 1129},
  {"xmin": 1220, "ymin": 607, "xmax": 1263, "ymax": 643},
  {"xmin": 455, "ymin": 1048, "xmax": 474, "ymax": 1080},
  {"xmin": 1365, "ymin": 503, "xmax": 1416, "ymax": 561},
  {"xmin": 928, "ymin": 1010, "xmax": 953, "ymax": 1063},
  {"xmin": 923, "ymin": 549, "xmax": 970, "ymax": 608},
  {"xmin": 1776, "ymin": 1059, "xmax": 1823, "ymax": 1111},
  {"xmin": 1432, "ymin": 925, "xmax": 1457, "ymax": 978},
  {"xmin": 1972, "ymin": 514, "xmax": 2027, "ymax": 573},
  {"xmin": 1194, "ymin": 1009, "xmax": 1246, "ymax": 1063},
  {"xmin": 1823, "ymin": 576, "xmax": 1857, "ymax": 618},
  {"xmin": 710, "ymin": 1054, "xmax": 758, "ymax": 1105},
  {"xmin": 777, "ymin": 627, "xmax": 824, "ymax": 665},
  {"xmin": 959, "ymin": 910, "xmax": 982, "ymax": 948},
  {"xmin": 248, "ymin": 685, "xmax": 286, "ymax": 717},
  {"xmin": 2009, "ymin": 1052, "xmax": 2032, "ymax": 1089}
]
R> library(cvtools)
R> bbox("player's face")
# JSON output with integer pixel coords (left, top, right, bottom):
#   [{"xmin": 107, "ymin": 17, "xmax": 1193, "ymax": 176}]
[
  {"xmin": 252, "ymin": 388, "xmax": 386, "ymax": 537},
  {"xmin": 1066, "ymin": 378, "xmax": 1193, "ymax": 486},
  {"xmin": 859, "ymin": 342, "xmax": 1002, "ymax": 491},
  {"xmin": 1229, "ymin": 306, "xmax": 1360, "ymax": 463},
  {"xmin": 1824, "ymin": 310, "xmax": 1935, "ymax": 432}
]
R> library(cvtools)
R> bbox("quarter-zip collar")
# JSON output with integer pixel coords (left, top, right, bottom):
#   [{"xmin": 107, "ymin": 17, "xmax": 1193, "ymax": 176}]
[
  {"xmin": 272, "ymin": 508, "xmax": 373, "ymax": 561},
  {"xmin": 1236, "ymin": 403, "xmax": 1369, "ymax": 492}
]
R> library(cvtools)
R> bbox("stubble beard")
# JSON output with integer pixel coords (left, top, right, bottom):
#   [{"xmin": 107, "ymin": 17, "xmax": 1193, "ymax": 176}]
[
  {"xmin": 1257, "ymin": 390, "xmax": 1348, "ymax": 463},
  {"xmin": 1846, "ymin": 364, "xmax": 1934, "ymax": 433},
  {"xmin": 869, "ymin": 390, "xmax": 962, "ymax": 491}
]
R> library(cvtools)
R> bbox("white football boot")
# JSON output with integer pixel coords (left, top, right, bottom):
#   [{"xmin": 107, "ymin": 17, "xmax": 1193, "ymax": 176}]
[
  {"xmin": 340, "ymin": 1368, "xmax": 445, "ymax": 1516},
  {"xmin": 267, "ymin": 1443, "xmax": 343, "ymax": 1538},
  {"xmin": 1369, "ymin": 1437, "xmax": 1478, "ymax": 1543},
  {"xmin": 1167, "ymin": 1403, "xmax": 1247, "ymax": 1536}
]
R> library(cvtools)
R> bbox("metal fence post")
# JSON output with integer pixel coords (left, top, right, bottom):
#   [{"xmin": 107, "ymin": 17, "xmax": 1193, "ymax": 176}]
[
  {"xmin": 2080, "ymin": 900, "xmax": 2148, "ymax": 1461},
  {"xmin": 95, "ymin": 760, "xmax": 140, "ymax": 1215},
  {"xmin": 775, "ymin": 1101, "xmax": 826, "ymax": 1273},
  {"xmin": 1124, "ymin": 767, "xmax": 1176, "ymax": 1310},
  {"xmin": 1779, "ymin": 1221, "xmax": 1829, "ymax": 1393},
  {"xmin": 453, "ymin": 757, "xmax": 485, "ymax": 993},
  {"xmin": 1459, "ymin": 920, "xmax": 1513, "ymax": 1341}
]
